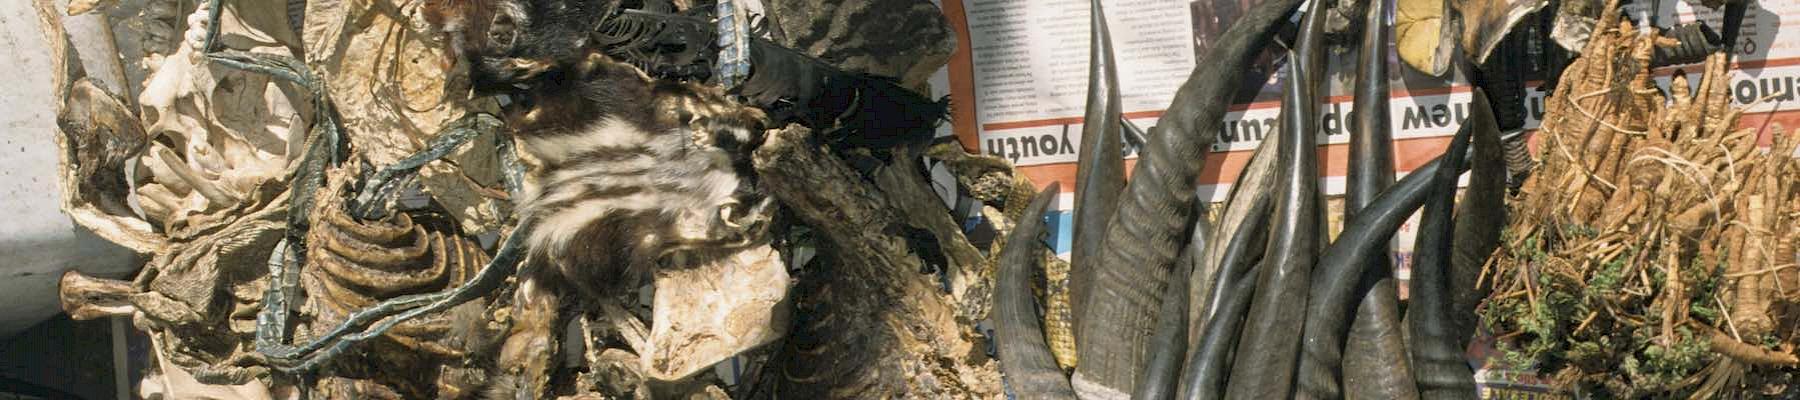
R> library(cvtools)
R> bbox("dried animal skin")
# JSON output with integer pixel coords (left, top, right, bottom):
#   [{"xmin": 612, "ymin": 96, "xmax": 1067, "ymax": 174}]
[
  {"xmin": 37, "ymin": 0, "xmax": 166, "ymax": 254},
  {"xmin": 114, "ymin": 0, "xmax": 187, "ymax": 88},
  {"xmin": 66, "ymin": 0, "xmax": 117, "ymax": 16},
  {"xmin": 755, "ymin": 125, "xmax": 1004, "ymax": 398},
  {"xmin": 137, "ymin": 334, "xmax": 280, "ymax": 400},
  {"xmin": 1396, "ymin": 0, "xmax": 1454, "ymax": 75},
  {"xmin": 300, "ymin": 0, "xmax": 511, "ymax": 235},
  {"xmin": 56, "ymin": 79, "xmax": 166, "ymax": 253},
  {"xmin": 57, "ymin": 187, "xmax": 289, "ymax": 386},
  {"xmin": 644, "ymin": 244, "xmax": 790, "ymax": 381}
]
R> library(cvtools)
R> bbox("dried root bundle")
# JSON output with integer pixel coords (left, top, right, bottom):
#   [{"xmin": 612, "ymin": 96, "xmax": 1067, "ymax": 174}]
[{"xmin": 1481, "ymin": 1, "xmax": 1800, "ymax": 396}]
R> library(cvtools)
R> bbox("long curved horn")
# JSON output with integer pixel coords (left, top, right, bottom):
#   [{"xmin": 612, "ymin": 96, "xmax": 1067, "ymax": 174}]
[
  {"xmin": 1332, "ymin": 0, "xmax": 1419, "ymax": 397},
  {"xmin": 1188, "ymin": 129, "xmax": 1281, "ymax": 345},
  {"xmin": 1070, "ymin": 0, "xmax": 1128, "ymax": 340},
  {"xmin": 1446, "ymin": 89, "xmax": 1509, "ymax": 355},
  {"xmin": 1293, "ymin": 134, "xmax": 1464, "ymax": 400},
  {"xmin": 995, "ymin": 183, "xmax": 1076, "ymax": 399},
  {"xmin": 1071, "ymin": 0, "xmax": 1306, "ymax": 394},
  {"xmin": 1406, "ymin": 89, "xmax": 1493, "ymax": 399},
  {"xmin": 1176, "ymin": 199, "xmax": 1274, "ymax": 400},
  {"xmin": 1221, "ymin": 0, "xmax": 1329, "ymax": 395},
  {"xmin": 1132, "ymin": 214, "xmax": 1205, "ymax": 400},
  {"xmin": 1176, "ymin": 260, "xmax": 1263, "ymax": 400}
]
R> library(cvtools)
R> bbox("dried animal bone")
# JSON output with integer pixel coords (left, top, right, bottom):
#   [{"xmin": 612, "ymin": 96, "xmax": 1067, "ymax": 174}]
[
  {"xmin": 292, "ymin": 169, "xmax": 505, "ymax": 398},
  {"xmin": 132, "ymin": 0, "xmax": 308, "ymax": 236}
]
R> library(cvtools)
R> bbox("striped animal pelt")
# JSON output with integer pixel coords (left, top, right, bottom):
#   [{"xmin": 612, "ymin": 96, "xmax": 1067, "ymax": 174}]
[{"xmin": 507, "ymin": 52, "xmax": 772, "ymax": 296}]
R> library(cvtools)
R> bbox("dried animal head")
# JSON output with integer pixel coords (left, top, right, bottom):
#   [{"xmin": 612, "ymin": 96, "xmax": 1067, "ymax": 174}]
[
  {"xmin": 508, "ymin": 54, "xmax": 771, "ymax": 295},
  {"xmin": 421, "ymin": 0, "xmax": 626, "ymax": 93},
  {"xmin": 56, "ymin": 79, "xmax": 165, "ymax": 252}
]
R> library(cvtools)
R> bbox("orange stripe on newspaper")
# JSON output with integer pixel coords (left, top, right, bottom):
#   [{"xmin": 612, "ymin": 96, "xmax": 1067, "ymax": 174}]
[
  {"xmin": 1006, "ymin": 106, "xmax": 1800, "ymax": 192},
  {"xmin": 977, "ymin": 55, "xmax": 1800, "ymax": 133},
  {"xmin": 978, "ymin": 85, "xmax": 1479, "ymax": 132}
]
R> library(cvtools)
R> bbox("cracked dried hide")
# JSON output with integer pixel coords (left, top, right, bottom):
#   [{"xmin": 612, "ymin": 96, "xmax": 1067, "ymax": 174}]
[
  {"xmin": 302, "ymin": 0, "xmax": 512, "ymax": 235},
  {"xmin": 56, "ymin": 79, "xmax": 164, "ymax": 252},
  {"xmin": 644, "ymin": 244, "xmax": 791, "ymax": 381}
]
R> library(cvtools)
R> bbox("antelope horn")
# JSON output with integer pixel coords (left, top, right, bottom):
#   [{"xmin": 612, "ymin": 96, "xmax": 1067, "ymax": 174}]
[
  {"xmin": 1176, "ymin": 187, "xmax": 1275, "ymax": 399},
  {"xmin": 1132, "ymin": 213, "xmax": 1205, "ymax": 400},
  {"xmin": 994, "ymin": 182, "xmax": 1075, "ymax": 399},
  {"xmin": 1071, "ymin": 0, "xmax": 1305, "ymax": 394},
  {"xmin": 1293, "ymin": 140, "xmax": 1466, "ymax": 398},
  {"xmin": 1405, "ymin": 89, "xmax": 1495, "ymax": 398},
  {"xmin": 1221, "ymin": 0, "xmax": 1329, "ymax": 395},
  {"xmin": 1178, "ymin": 260, "xmax": 1263, "ymax": 400},
  {"xmin": 1069, "ymin": 0, "xmax": 1127, "ymax": 334},
  {"xmin": 1188, "ymin": 128, "xmax": 1281, "ymax": 344},
  {"xmin": 1446, "ymin": 86, "xmax": 1510, "ymax": 357},
  {"xmin": 1309, "ymin": 0, "xmax": 1419, "ymax": 396}
]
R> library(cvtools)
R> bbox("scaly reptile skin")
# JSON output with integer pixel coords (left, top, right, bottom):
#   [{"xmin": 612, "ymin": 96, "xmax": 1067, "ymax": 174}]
[
  {"xmin": 980, "ymin": 171, "xmax": 1077, "ymax": 371},
  {"xmin": 931, "ymin": 141, "xmax": 1078, "ymax": 370}
]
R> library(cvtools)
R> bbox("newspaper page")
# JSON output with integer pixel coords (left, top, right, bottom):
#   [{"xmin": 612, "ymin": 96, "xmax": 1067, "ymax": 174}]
[{"xmin": 935, "ymin": 0, "xmax": 1798, "ymax": 397}]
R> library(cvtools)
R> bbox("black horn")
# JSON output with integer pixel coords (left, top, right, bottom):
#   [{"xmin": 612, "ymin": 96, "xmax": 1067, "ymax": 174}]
[
  {"xmin": 1300, "ymin": 0, "xmax": 1419, "ymax": 396},
  {"xmin": 1070, "ymin": 0, "xmax": 1128, "ymax": 340},
  {"xmin": 1405, "ymin": 89, "xmax": 1493, "ymax": 399},
  {"xmin": 1220, "ymin": 0, "xmax": 1328, "ymax": 395},
  {"xmin": 994, "ymin": 182, "xmax": 1077, "ymax": 399},
  {"xmin": 1072, "ymin": 0, "xmax": 1306, "ymax": 394}
]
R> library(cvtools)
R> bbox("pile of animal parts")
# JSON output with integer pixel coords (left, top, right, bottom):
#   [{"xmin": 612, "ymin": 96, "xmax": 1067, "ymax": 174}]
[
  {"xmin": 45, "ymin": 0, "xmax": 987, "ymax": 398},
  {"xmin": 1480, "ymin": 2, "xmax": 1800, "ymax": 397}
]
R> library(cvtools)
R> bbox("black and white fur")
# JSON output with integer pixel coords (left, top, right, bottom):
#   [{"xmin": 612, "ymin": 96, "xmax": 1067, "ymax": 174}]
[
  {"xmin": 420, "ymin": 2, "xmax": 772, "ymax": 396},
  {"xmin": 505, "ymin": 54, "xmax": 770, "ymax": 299},
  {"xmin": 426, "ymin": 0, "xmax": 771, "ymax": 293}
]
